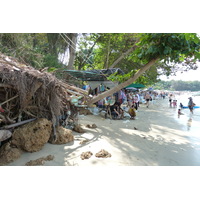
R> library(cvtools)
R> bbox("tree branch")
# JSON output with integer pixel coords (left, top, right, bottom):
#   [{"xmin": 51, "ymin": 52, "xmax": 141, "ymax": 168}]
[{"xmin": 87, "ymin": 58, "xmax": 158, "ymax": 105}]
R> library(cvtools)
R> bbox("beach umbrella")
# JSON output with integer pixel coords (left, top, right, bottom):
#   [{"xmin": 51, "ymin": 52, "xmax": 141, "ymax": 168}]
[
  {"xmin": 125, "ymin": 83, "xmax": 145, "ymax": 88},
  {"xmin": 126, "ymin": 87, "xmax": 137, "ymax": 90}
]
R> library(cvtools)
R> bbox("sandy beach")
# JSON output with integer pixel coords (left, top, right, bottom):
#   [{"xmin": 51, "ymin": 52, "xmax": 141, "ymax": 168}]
[{"xmin": 6, "ymin": 96, "xmax": 200, "ymax": 166}]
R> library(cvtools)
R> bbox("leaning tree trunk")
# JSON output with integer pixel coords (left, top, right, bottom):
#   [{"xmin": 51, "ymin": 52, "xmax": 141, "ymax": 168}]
[
  {"xmin": 87, "ymin": 58, "xmax": 158, "ymax": 105},
  {"xmin": 68, "ymin": 33, "xmax": 78, "ymax": 70}
]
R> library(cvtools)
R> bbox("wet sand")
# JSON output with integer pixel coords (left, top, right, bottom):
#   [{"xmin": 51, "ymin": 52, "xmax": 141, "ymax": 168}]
[{"xmin": 7, "ymin": 97, "xmax": 200, "ymax": 166}]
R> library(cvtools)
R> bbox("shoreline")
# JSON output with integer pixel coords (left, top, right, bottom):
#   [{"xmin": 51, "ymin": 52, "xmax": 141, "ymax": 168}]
[{"xmin": 6, "ymin": 97, "xmax": 200, "ymax": 166}]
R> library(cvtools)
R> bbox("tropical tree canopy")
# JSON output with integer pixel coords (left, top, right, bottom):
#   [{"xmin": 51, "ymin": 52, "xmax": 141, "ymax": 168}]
[{"xmin": 0, "ymin": 33, "xmax": 200, "ymax": 104}]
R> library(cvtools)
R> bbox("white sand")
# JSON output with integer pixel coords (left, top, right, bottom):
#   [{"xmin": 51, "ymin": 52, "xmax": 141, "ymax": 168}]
[{"xmin": 7, "ymin": 98, "xmax": 200, "ymax": 166}]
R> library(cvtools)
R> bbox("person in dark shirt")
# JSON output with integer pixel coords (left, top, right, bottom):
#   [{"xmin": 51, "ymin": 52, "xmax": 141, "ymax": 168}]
[
  {"xmin": 179, "ymin": 103, "xmax": 183, "ymax": 109},
  {"xmin": 108, "ymin": 102, "xmax": 124, "ymax": 119},
  {"xmin": 109, "ymin": 103, "xmax": 119, "ymax": 119},
  {"xmin": 115, "ymin": 102, "xmax": 124, "ymax": 119}
]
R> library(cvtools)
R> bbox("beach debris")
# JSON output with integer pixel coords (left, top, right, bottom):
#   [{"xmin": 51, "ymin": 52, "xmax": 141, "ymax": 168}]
[
  {"xmin": 49, "ymin": 126, "xmax": 74, "ymax": 144},
  {"xmin": 0, "ymin": 130, "xmax": 12, "ymax": 142},
  {"xmin": 25, "ymin": 155, "xmax": 54, "ymax": 166},
  {"xmin": 79, "ymin": 139, "xmax": 90, "ymax": 144},
  {"xmin": 11, "ymin": 118, "xmax": 52, "ymax": 152},
  {"xmin": 0, "ymin": 52, "xmax": 90, "ymax": 143},
  {"xmin": 95, "ymin": 149, "xmax": 111, "ymax": 158},
  {"xmin": 123, "ymin": 120, "xmax": 130, "ymax": 123},
  {"xmin": 73, "ymin": 124, "xmax": 85, "ymax": 133},
  {"xmin": 86, "ymin": 123, "xmax": 97, "ymax": 128},
  {"xmin": 0, "ymin": 142, "xmax": 22, "ymax": 165},
  {"xmin": 78, "ymin": 108, "xmax": 92, "ymax": 115},
  {"xmin": 1, "ymin": 118, "xmax": 36, "ymax": 130},
  {"xmin": 80, "ymin": 151, "xmax": 93, "ymax": 160},
  {"xmin": 100, "ymin": 110, "xmax": 106, "ymax": 118}
]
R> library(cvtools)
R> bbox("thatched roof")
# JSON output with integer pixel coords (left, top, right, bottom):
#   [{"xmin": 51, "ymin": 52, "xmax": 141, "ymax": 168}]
[{"xmin": 0, "ymin": 53, "xmax": 88, "ymax": 133}]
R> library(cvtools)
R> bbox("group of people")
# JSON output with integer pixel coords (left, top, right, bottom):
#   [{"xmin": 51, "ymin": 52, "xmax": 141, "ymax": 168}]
[
  {"xmin": 103, "ymin": 90, "xmax": 158, "ymax": 120},
  {"xmin": 177, "ymin": 97, "xmax": 196, "ymax": 118},
  {"xmin": 169, "ymin": 94, "xmax": 177, "ymax": 107},
  {"xmin": 106, "ymin": 101, "xmax": 136, "ymax": 120},
  {"xmin": 178, "ymin": 97, "xmax": 196, "ymax": 130}
]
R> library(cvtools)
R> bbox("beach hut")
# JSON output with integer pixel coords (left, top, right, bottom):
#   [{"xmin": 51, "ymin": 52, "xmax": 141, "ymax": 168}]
[{"xmin": 63, "ymin": 68, "xmax": 125, "ymax": 90}]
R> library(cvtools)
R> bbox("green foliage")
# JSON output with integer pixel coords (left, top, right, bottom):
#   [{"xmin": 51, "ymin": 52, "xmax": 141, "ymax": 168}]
[
  {"xmin": 107, "ymin": 69, "xmax": 136, "ymax": 82},
  {"xmin": 43, "ymin": 54, "xmax": 63, "ymax": 68},
  {"xmin": 0, "ymin": 33, "xmax": 65, "ymax": 69},
  {"xmin": 1, "ymin": 33, "xmax": 200, "ymax": 87},
  {"xmin": 154, "ymin": 80, "xmax": 200, "ymax": 91},
  {"xmin": 75, "ymin": 33, "xmax": 200, "ymax": 87},
  {"xmin": 135, "ymin": 33, "xmax": 200, "ymax": 64}
]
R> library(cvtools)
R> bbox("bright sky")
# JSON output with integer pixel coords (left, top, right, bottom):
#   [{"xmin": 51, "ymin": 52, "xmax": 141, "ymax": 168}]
[{"xmin": 159, "ymin": 62, "xmax": 200, "ymax": 81}]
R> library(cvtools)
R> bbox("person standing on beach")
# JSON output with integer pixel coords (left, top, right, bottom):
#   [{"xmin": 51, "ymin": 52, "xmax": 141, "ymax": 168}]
[
  {"xmin": 188, "ymin": 97, "xmax": 195, "ymax": 114},
  {"xmin": 169, "ymin": 94, "xmax": 173, "ymax": 107},
  {"xmin": 135, "ymin": 92, "xmax": 140, "ymax": 108},
  {"xmin": 126, "ymin": 91, "xmax": 133, "ymax": 107},
  {"xmin": 145, "ymin": 92, "xmax": 151, "ymax": 108},
  {"xmin": 133, "ymin": 95, "xmax": 139, "ymax": 110}
]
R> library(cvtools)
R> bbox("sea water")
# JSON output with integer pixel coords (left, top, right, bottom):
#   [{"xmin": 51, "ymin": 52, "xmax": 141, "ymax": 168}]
[{"xmin": 174, "ymin": 93, "xmax": 200, "ymax": 134}]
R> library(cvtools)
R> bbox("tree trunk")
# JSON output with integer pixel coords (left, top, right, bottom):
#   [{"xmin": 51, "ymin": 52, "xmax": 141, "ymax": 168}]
[
  {"xmin": 105, "ymin": 37, "xmax": 111, "ymax": 69},
  {"xmin": 109, "ymin": 38, "xmax": 140, "ymax": 69},
  {"xmin": 47, "ymin": 33, "xmax": 59, "ymax": 58},
  {"xmin": 87, "ymin": 58, "xmax": 158, "ymax": 105},
  {"xmin": 32, "ymin": 33, "xmax": 37, "ymax": 48},
  {"xmin": 68, "ymin": 33, "xmax": 78, "ymax": 70}
]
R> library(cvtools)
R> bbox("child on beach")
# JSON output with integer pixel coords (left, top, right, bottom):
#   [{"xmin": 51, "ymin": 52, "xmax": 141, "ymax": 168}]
[
  {"xmin": 172, "ymin": 100, "xmax": 177, "ymax": 107},
  {"xmin": 178, "ymin": 109, "xmax": 184, "ymax": 118},
  {"xmin": 128, "ymin": 105, "xmax": 136, "ymax": 120}
]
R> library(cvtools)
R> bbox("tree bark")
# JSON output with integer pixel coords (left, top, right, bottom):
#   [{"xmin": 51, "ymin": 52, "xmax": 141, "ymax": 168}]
[
  {"xmin": 68, "ymin": 33, "xmax": 78, "ymax": 70},
  {"xmin": 105, "ymin": 37, "xmax": 111, "ymax": 69},
  {"xmin": 47, "ymin": 33, "xmax": 59, "ymax": 58},
  {"xmin": 87, "ymin": 58, "xmax": 158, "ymax": 105},
  {"xmin": 109, "ymin": 38, "xmax": 140, "ymax": 69}
]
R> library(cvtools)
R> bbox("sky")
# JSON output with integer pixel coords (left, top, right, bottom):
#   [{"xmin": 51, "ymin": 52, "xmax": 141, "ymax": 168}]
[{"xmin": 159, "ymin": 62, "xmax": 200, "ymax": 81}]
